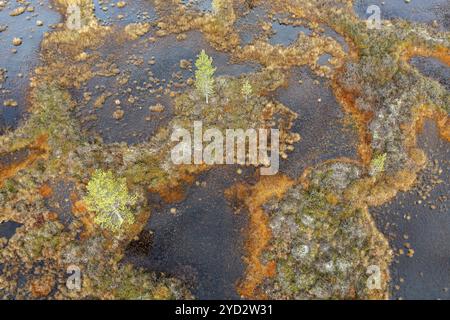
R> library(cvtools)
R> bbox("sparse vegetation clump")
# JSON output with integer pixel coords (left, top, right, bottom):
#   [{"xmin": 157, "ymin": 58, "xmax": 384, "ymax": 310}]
[
  {"xmin": 195, "ymin": 50, "xmax": 216, "ymax": 104},
  {"xmin": 84, "ymin": 170, "xmax": 137, "ymax": 232},
  {"xmin": 369, "ymin": 153, "xmax": 387, "ymax": 176}
]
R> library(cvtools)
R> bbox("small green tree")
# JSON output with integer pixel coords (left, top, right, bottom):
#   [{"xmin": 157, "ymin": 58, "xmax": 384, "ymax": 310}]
[
  {"xmin": 369, "ymin": 153, "xmax": 387, "ymax": 176},
  {"xmin": 241, "ymin": 79, "xmax": 253, "ymax": 102},
  {"xmin": 212, "ymin": 0, "xmax": 222, "ymax": 15},
  {"xmin": 84, "ymin": 170, "xmax": 136, "ymax": 232},
  {"xmin": 195, "ymin": 50, "xmax": 216, "ymax": 104}
]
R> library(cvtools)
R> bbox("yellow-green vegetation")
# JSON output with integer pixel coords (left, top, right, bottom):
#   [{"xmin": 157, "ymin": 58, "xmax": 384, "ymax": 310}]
[
  {"xmin": 369, "ymin": 153, "xmax": 387, "ymax": 176},
  {"xmin": 241, "ymin": 79, "xmax": 253, "ymax": 102},
  {"xmin": 84, "ymin": 170, "xmax": 137, "ymax": 232},
  {"xmin": 195, "ymin": 50, "xmax": 216, "ymax": 104}
]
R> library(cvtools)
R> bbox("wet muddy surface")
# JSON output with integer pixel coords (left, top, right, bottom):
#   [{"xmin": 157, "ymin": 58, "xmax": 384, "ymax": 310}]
[
  {"xmin": 125, "ymin": 166, "xmax": 255, "ymax": 299},
  {"xmin": 274, "ymin": 67, "xmax": 358, "ymax": 179},
  {"xmin": 373, "ymin": 121, "xmax": 450, "ymax": 300},
  {"xmin": 0, "ymin": 1, "xmax": 61, "ymax": 132}
]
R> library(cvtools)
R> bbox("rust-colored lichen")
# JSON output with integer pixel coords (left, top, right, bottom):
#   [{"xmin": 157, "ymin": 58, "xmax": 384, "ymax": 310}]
[{"xmin": 0, "ymin": 135, "xmax": 49, "ymax": 187}]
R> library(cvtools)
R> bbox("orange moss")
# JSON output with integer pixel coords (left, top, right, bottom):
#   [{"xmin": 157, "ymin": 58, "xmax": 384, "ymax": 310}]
[
  {"xmin": 332, "ymin": 79, "xmax": 373, "ymax": 165},
  {"xmin": 412, "ymin": 105, "xmax": 450, "ymax": 143},
  {"xmin": 72, "ymin": 199, "xmax": 96, "ymax": 240},
  {"xmin": 0, "ymin": 134, "xmax": 49, "ymax": 187},
  {"xmin": 149, "ymin": 165, "xmax": 207, "ymax": 203},
  {"xmin": 39, "ymin": 184, "xmax": 54, "ymax": 198},
  {"xmin": 30, "ymin": 275, "xmax": 54, "ymax": 298},
  {"xmin": 402, "ymin": 45, "xmax": 450, "ymax": 67},
  {"xmin": 229, "ymin": 174, "xmax": 294, "ymax": 299}
]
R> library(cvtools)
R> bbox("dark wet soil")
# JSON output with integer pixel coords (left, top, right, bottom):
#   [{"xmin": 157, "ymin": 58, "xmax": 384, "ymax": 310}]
[
  {"xmin": 373, "ymin": 121, "xmax": 450, "ymax": 300},
  {"xmin": 125, "ymin": 166, "xmax": 255, "ymax": 299},
  {"xmin": 274, "ymin": 67, "xmax": 358, "ymax": 179},
  {"xmin": 0, "ymin": 1, "xmax": 61, "ymax": 133}
]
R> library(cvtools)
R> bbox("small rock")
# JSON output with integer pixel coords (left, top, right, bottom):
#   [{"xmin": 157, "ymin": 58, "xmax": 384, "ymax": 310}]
[
  {"xmin": 117, "ymin": 1, "xmax": 127, "ymax": 8},
  {"xmin": 10, "ymin": 7, "xmax": 26, "ymax": 17},
  {"xmin": 12, "ymin": 37, "xmax": 22, "ymax": 46},
  {"xmin": 3, "ymin": 99, "xmax": 18, "ymax": 107},
  {"xmin": 113, "ymin": 109, "xmax": 124, "ymax": 120},
  {"xmin": 179, "ymin": 59, "xmax": 190, "ymax": 69},
  {"xmin": 149, "ymin": 103, "xmax": 165, "ymax": 112}
]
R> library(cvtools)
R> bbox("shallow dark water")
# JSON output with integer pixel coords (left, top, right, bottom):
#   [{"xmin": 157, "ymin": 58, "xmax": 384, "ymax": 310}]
[
  {"xmin": 269, "ymin": 22, "xmax": 312, "ymax": 46},
  {"xmin": 73, "ymin": 31, "xmax": 257, "ymax": 144},
  {"xmin": 372, "ymin": 121, "xmax": 450, "ymax": 300},
  {"xmin": 0, "ymin": 221, "xmax": 22, "ymax": 240},
  {"xmin": 125, "ymin": 166, "xmax": 254, "ymax": 299},
  {"xmin": 353, "ymin": 0, "xmax": 449, "ymax": 31},
  {"xmin": 0, "ymin": 0, "xmax": 61, "ymax": 132},
  {"xmin": 410, "ymin": 57, "xmax": 450, "ymax": 91},
  {"xmin": 274, "ymin": 67, "xmax": 358, "ymax": 179},
  {"xmin": 234, "ymin": 5, "xmax": 269, "ymax": 46},
  {"xmin": 182, "ymin": 0, "xmax": 213, "ymax": 13},
  {"xmin": 92, "ymin": 0, "xmax": 157, "ymax": 26},
  {"xmin": 0, "ymin": 148, "xmax": 30, "ymax": 167}
]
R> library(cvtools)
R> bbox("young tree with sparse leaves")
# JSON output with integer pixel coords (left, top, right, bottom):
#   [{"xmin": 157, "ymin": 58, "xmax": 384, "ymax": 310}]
[
  {"xmin": 369, "ymin": 153, "xmax": 387, "ymax": 176},
  {"xmin": 84, "ymin": 170, "xmax": 136, "ymax": 232},
  {"xmin": 195, "ymin": 50, "xmax": 216, "ymax": 104},
  {"xmin": 241, "ymin": 79, "xmax": 253, "ymax": 102}
]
